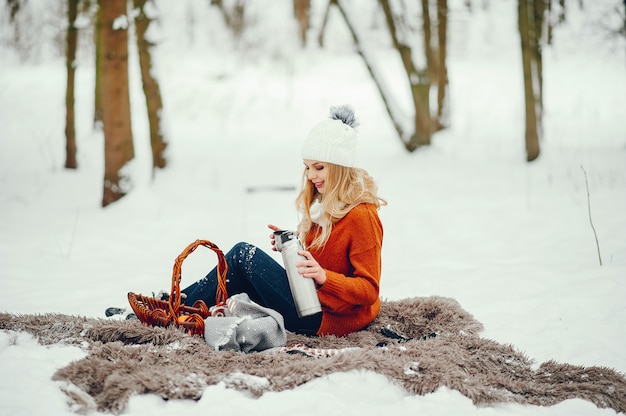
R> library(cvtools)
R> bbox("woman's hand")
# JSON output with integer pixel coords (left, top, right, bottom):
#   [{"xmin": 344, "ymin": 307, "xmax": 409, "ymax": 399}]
[
  {"xmin": 296, "ymin": 250, "xmax": 327, "ymax": 285},
  {"xmin": 267, "ymin": 224, "xmax": 281, "ymax": 251}
]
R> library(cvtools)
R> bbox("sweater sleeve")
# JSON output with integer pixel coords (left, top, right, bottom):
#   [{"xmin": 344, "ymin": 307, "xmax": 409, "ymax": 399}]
[{"xmin": 316, "ymin": 205, "xmax": 383, "ymax": 312}]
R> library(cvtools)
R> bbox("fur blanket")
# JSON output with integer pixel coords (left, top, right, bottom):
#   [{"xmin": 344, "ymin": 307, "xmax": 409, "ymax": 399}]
[{"xmin": 1, "ymin": 296, "xmax": 625, "ymax": 415}]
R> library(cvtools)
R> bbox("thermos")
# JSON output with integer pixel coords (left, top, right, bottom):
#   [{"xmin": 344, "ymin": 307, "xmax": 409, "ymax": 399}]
[{"xmin": 273, "ymin": 230, "xmax": 322, "ymax": 317}]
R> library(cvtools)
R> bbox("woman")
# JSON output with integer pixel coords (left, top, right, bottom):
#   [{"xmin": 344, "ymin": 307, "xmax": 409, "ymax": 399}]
[{"xmin": 182, "ymin": 105, "xmax": 386, "ymax": 336}]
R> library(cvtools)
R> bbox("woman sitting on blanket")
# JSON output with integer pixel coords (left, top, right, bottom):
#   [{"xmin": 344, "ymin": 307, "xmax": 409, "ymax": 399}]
[{"xmin": 182, "ymin": 105, "xmax": 386, "ymax": 337}]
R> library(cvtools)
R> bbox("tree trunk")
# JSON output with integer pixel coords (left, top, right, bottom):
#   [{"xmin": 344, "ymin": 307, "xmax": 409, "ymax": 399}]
[
  {"xmin": 134, "ymin": 0, "xmax": 167, "ymax": 171},
  {"xmin": 7, "ymin": 0, "xmax": 21, "ymax": 22},
  {"xmin": 99, "ymin": 0, "xmax": 134, "ymax": 207},
  {"xmin": 7, "ymin": 0, "xmax": 22, "ymax": 46},
  {"xmin": 422, "ymin": 0, "xmax": 435, "ymax": 79},
  {"xmin": 212, "ymin": 0, "xmax": 246, "ymax": 41},
  {"xmin": 534, "ymin": 0, "xmax": 546, "ymax": 110},
  {"xmin": 435, "ymin": 0, "xmax": 450, "ymax": 130},
  {"xmin": 317, "ymin": 0, "xmax": 336, "ymax": 47},
  {"xmin": 519, "ymin": 0, "xmax": 541, "ymax": 162},
  {"xmin": 293, "ymin": 0, "xmax": 311, "ymax": 46},
  {"xmin": 319, "ymin": 0, "xmax": 442, "ymax": 151},
  {"xmin": 64, "ymin": 0, "xmax": 78, "ymax": 169},
  {"xmin": 380, "ymin": 0, "xmax": 431, "ymax": 149},
  {"xmin": 94, "ymin": 3, "xmax": 103, "ymax": 128}
]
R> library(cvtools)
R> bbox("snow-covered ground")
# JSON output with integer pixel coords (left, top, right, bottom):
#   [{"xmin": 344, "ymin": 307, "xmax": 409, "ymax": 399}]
[{"xmin": 1, "ymin": 0, "xmax": 625, "ymax": 415}]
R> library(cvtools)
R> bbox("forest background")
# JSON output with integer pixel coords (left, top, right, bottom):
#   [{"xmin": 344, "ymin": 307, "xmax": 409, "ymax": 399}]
[{"xmin": 5, "ymin": 0, "xmax": 624, "ymax": 207}]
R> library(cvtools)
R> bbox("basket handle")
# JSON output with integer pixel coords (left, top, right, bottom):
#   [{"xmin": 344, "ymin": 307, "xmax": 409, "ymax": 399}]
[{"xmin": 169, "ymin": 239, "xmax": 228, "ymax": 318}]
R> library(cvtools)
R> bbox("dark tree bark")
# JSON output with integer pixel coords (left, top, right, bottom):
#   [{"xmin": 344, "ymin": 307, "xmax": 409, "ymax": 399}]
[
  {"xmin": 65, "ymin": 0, "xmax": 79, "ymax": 169},
  {"xmin": 534, "ymin": 0, "xmax": 546, "ymax": 110},
  {"xmin": 99, "ymin": 0, "xmax": 134, "ymax": 207},
  {"xmin": 422, "ymin": 0, "xmax": 435, "ymax": 77},
  {"xmin": 294, "ymin": 0, "xmax": 311, "ymax": 46},
  {"xmin": 518, "ymin": 0, "xmax": 543, "ymax": 162},
  {"xmin": 7, "ymin": 0, "xmax": 24, "ymax": 54},
  {"xmin": 94, "ymin": 3, "xmax": 103, "ymax": 128},
  {"xmin": 435, "ymin": 0, "xmax": 450, "ymax": 130},
  {"xmin": 133, "ymin": 0, "xmax": 168, "ymax": 171},
  {"xmin": 7, "ymin": 0, "xmax": 22, "ymax": 22}
]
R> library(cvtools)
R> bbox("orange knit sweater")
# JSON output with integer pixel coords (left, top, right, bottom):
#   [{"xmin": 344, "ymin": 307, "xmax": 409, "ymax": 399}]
[{"xmin": 305, "ymin": 203, "xmax": 383, "ymax": 337}]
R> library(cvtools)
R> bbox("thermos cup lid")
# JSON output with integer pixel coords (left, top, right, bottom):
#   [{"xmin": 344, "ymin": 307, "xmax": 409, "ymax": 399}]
[{"xmin": 274, "ymin": 230, "xmax": 297, "ymax": 246}]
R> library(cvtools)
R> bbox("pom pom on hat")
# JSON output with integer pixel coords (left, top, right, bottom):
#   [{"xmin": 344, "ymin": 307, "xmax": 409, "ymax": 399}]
[{"xmin": 301, "ymin": 105, "xmax": 359, "ymax": 167}]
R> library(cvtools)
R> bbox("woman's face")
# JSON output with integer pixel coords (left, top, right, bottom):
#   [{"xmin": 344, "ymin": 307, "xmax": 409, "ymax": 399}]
[{"xmin": 303, "ymin": 159, "xmax": 328, "ymax": 194}]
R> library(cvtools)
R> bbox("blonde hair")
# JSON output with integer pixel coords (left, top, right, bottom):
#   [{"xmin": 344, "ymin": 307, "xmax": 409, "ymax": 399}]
[{"xmin": 296, "ymin": 163, "xmax": 386, "ymax": 250}]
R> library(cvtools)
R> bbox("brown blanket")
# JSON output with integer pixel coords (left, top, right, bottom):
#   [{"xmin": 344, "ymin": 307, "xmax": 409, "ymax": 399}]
[{"xmin": 1, "ymin": 296, "xmax": 624, "ymax": 415}]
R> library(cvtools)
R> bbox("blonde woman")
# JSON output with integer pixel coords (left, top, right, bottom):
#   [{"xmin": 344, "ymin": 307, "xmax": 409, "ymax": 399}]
[{"xmin": 184, "ymin": 106, "xmax": 386, "ymax": 336}]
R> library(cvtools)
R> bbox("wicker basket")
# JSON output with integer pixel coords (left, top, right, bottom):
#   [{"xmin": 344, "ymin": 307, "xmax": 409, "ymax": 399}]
[{"xmin": 127, "ymin": 239, "xmax": 228, "ymax": 335}]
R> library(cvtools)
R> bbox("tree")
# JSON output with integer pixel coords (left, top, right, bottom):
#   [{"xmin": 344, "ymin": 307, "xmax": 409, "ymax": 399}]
[
  {"xmin": 416, "ymin": 0, "xmax": 451, "ymax": 132},
  {"xmin": 518, "ymin": 0, "xmax": 546, "ymax": 162},
  {"xmin": 380, "ymin": 0, "xmax": 432, "ymax": 149},
  {"xmin": 65, "ymin": 0, "xmax": 79, "ymax": 169},
  {"xmin": 211, "ymin": 0, "xmax": 246, "ymax": 42},
  {"xmin": 319, "ymin": 0, "xmax": 450, "ymax": 151},
  {"xmin": 294, "ymin": 0, "xmax": 311, "ymax": 46},
  {"xmin": 6, "ymin": 0, "xmax": 22, "ymax": 23},
  {"xmin": 6, "ymin": 0, "xmax": 23, "ymax": 48},
  {"xmin": 435, "ymin": 0, "xmax": 450, "ymax": 130},
  {"xmin": 94, "ymin": 3, "xmax": 103, "ymax": 128},
  {"xmin": 133, "ymin": 0, "xmax": 168, "ymax": 171},
  {"xmin": 98, "ymin": 0, "xmax": 134, "ymax": 207}
]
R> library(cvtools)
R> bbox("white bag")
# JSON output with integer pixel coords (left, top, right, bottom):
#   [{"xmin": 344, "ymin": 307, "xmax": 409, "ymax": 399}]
[{"xmin": 204, "ymin": 293, "xmax": 286, "ymax": 353}]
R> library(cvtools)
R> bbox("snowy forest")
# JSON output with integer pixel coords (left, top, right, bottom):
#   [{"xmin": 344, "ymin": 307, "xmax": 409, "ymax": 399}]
[
  {"xmin": 3, "ymin": 0, "xmax": 624, "ymax": 206},
  {"xmin": 1, "ymin": 1, "xmax": 625, "ymax": 415}
]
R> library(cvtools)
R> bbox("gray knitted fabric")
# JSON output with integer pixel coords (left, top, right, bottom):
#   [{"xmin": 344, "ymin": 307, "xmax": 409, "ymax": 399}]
[{"xmin": 203, "ymin": 293, "xmax": 286, "ymax": 353}]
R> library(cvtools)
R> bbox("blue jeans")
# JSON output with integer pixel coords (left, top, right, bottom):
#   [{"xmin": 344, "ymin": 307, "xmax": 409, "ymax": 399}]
[{"xmin": 182, "ymin": 242, "xmax": 322, "ymax": 335}]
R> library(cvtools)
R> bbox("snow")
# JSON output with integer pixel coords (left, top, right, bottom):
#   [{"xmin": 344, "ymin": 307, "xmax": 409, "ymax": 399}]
[
  {"xmin": 1, "ymin": 0, "xmax": 625, "ymax": 415},
  {"xmin": 113, "ymin": 15, "xmax": 130, "ymax": 31}
]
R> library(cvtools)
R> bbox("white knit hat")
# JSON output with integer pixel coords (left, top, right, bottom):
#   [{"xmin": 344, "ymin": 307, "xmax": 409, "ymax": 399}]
[{"xmin": 301, "ymin": 105, "xmax": 358, "ymax": 167}]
